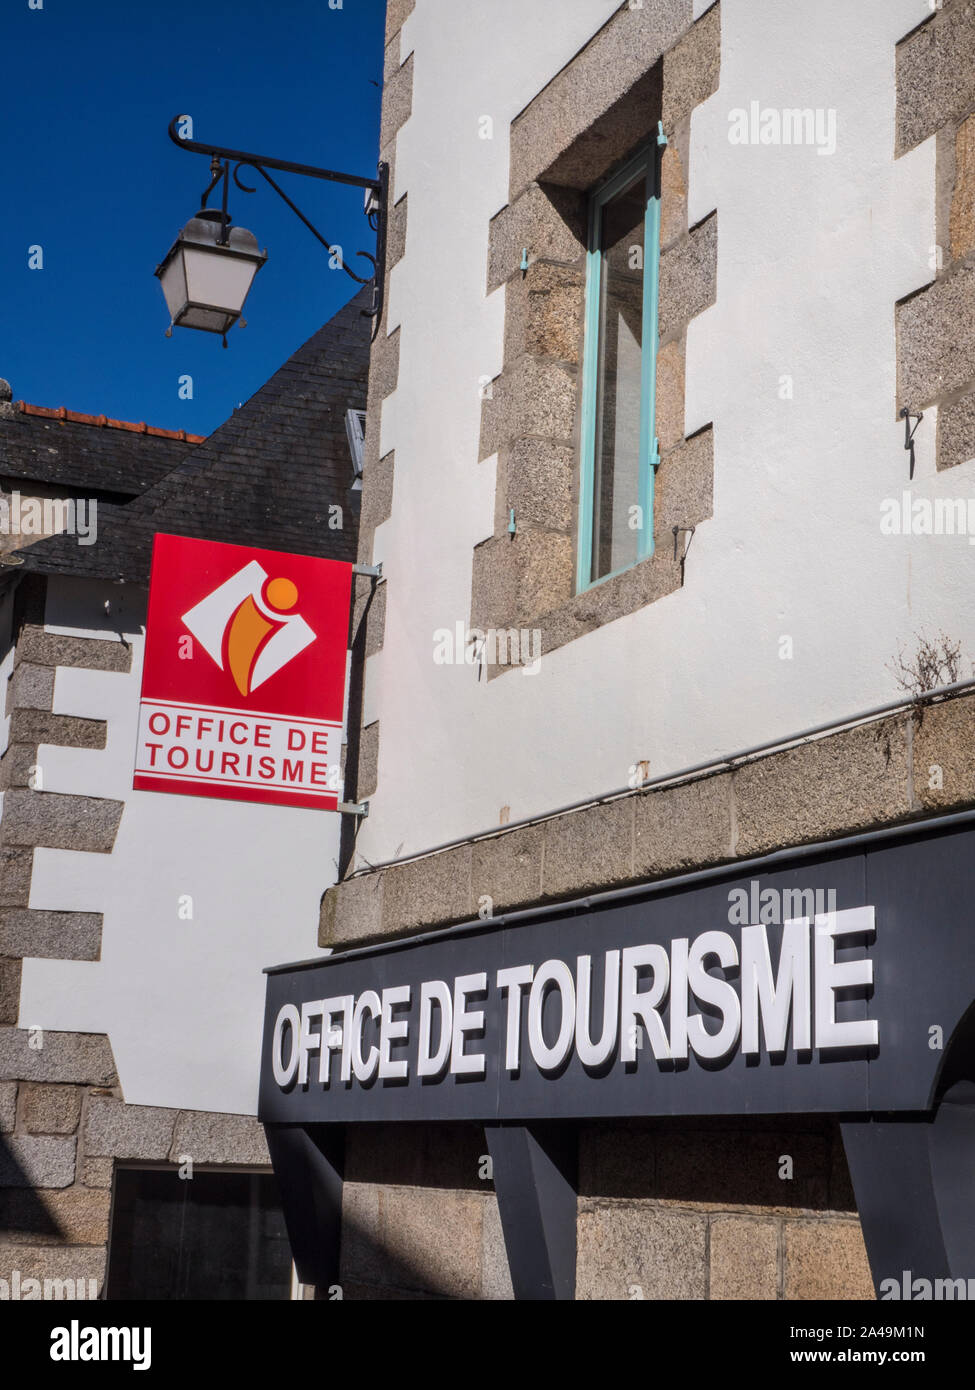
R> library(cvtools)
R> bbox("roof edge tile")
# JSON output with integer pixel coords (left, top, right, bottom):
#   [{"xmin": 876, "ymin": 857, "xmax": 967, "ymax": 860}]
[{"xmin": 17, "ymin": 401, "xmax": 206, "ymax": 445}]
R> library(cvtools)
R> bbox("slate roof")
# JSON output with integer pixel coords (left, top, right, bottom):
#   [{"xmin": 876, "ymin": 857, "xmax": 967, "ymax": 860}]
[
  {"xmin": 13, "ymin": 286, "xmax": 371, "ymax": 582},
  {"xmin": 0, "ymin": 404, "xmax": 202, "ymax": 498}
]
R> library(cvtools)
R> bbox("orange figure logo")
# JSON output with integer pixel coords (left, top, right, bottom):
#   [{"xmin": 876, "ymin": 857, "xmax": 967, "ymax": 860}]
[
  {"xmin": 181, "ymin": 562, "xmax": 316, "ymax": 698},
  {"xmin": 224, "ymin": 577, "xmax": 300, "ymax": 697}
]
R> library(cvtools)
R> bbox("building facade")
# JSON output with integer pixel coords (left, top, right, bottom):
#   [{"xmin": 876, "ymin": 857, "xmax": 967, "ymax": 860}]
[
  {"xmin": 0, "ymin": 292, "xmax": 369, "ymax": 1298},
  {"xmin": 281, "ymin": 0, "xmax": 975, "ymax": 1300}
]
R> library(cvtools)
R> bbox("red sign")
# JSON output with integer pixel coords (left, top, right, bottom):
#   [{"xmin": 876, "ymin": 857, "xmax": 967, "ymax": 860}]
[{"xmin": 134, "ymin": 534, "xmax": 352, "ymax": 810}]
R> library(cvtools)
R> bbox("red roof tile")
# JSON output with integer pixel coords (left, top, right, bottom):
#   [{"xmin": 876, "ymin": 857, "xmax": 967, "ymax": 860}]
[{"xmin": 18, "ymin": 401, "xmax": 206, "ymax": 445}]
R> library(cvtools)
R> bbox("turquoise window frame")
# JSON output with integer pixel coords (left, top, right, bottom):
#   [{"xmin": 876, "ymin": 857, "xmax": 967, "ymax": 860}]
[{"xmin": 576, "ymin": 137, "xmax": 664, "ymax": 593}]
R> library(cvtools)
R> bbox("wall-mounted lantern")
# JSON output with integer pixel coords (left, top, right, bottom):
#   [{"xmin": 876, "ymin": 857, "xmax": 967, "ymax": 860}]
[
  {"xmin": 156, "ymin": 117, "xmax": 388, "ymax": 347},
  {"xmin": 155, "ymin": 209, "xmax": 267, "ymax": 340}
]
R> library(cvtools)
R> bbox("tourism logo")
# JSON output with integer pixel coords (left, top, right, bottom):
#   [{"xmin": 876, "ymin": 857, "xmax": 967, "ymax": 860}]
[
  {"xmin": 136, "ymin": 534, "xmax": 352, "ymax": 810},
  {"xmin": 181, "ymin": 560, "xmax": 316, "ymax": 697}
]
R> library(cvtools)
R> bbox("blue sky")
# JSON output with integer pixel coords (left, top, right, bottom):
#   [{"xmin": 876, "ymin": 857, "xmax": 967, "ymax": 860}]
[{"xmin": 2, "ymin": 0, "xmax": 384, "ymax": 436}]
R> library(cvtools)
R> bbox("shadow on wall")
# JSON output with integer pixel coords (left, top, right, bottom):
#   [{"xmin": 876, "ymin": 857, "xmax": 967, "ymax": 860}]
[
  {"xmin": 578, "ymin": 1115, "xmax": 857, "ymax": 1211},
  {"xmin": 333, "ymin": 1116, "xmax": 859, "ymax": 1300},
  {"xmin": 336, "ymin": 1122, "xmax": 497, "ymax": 1301},
  {"xmin": 0, "ymin": 1132, "xmax": 65, "ymax": 1241},
  {"xmin": 336, "ymin": 1217, "xmax": 468, "ymax": 1301}
]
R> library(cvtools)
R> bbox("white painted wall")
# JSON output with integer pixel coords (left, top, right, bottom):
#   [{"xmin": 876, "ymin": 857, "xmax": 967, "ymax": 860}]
[
  {"xmin": 0, "ymin": 588, "xmax": 15, "ymax": 763},
  {"xmin": 18, "ymin": 576, "xmax": 336, "ymax": 1115},
  {"xmin": 355, "ymin": 0, "xmax": 964, "ymax": 866}
]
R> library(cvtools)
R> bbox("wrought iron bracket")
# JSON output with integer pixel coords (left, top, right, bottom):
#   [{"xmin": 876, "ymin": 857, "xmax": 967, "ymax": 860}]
[
  {"xmin": 167, "ymin": 116, "xmax": 389, "ymax": 338},
  {"xmin": 672, "ymin": 523, "xmax": 696, "ymax": 584},
  {"xmin": 899, "ymin": 405, "xmax": 923, "ymax": 481}
]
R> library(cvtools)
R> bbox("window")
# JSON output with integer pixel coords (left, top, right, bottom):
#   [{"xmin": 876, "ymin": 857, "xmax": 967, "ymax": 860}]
[
  {"xmin": 105, "ymin": 1167, "xmax": 294, "ymax": 1300},
  {"xmin": 577, "ymin": 140, "xmax": 663, "ymax": 590},
  {"xmin": 345, "ymin": 406, "xmax": 366, "ymax": 489}
]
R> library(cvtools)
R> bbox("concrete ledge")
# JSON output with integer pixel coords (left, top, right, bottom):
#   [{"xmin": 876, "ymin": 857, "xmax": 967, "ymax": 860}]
[
  {"xmin": 659, "ymin": 213, "xmax": 717, "ymax": 339},
  {"xmin": 0, "ymin": 1028, "xmax": 116, "ymax": 1086},
  {"xmin": 84, "ymin": 1097, "xmax": 175, "ymax": 1161},
  {"xmin": 661, "ymin": 143, "xmax": 689, "ymax": 249},
  {"xmin": 897, "ymin": 265, "xmax": 975, "ymax": 408},
  {"xmin": 503, "ymin": 262, "xmax": 585, "ymax": 366},
  {"xmin": 508, "ymin": 0, "xmax": 692, "ymax": 199},
  {"xmin": 951, "ymin": 114, "xmax": 975, "ymax": 260},
  {"xmin": 169, "ymin": 1111, "xmax": 270, "ymax": 1166},
  {"xmin": 633, "ymin": 773, "xmax": 732, "ymax": 877},
  {"xmin": 914, "ymin": 692, "xmax": 975, "ymax": 808},
  {"xmin": 655, "ymin": 338, "xmax": 686, "ymax": 449},
  {"xmin": 369, "ymin": 325, "xmax": 401, "ymax": 406},
  {"xmin": 15, "ymin": 627, "xmax": 132, "ymax": 673},
  {"xmin": 383, "ymin": 27, "xmax": 401, "ymax": 83},
  {"xmin": 7, "ymin": 664, "xmax": 54, "ymax": 713},
  {"xmin": 387, "ymin": 194, "xmax": 408, "ymax": 271},
  {"xmin": 0, "ymin": 910, "xmax": 101, "ymax": 962},
  {"xmin": 732, "ymin": 716, "xmax": 911, "ymax": 857},
  {"xmin": 469, "ymin": 536, "xmax": 520, "ymax": 634},
  {"xmin": 938, "ymin": 387, "xmax": 975, "ymax": 469},
  {"xmin": 7, "ymin": 710, "xmax": 106, "ymax": 750},
  {"xmin": 385, "ymin": 0, "xmax": 414, "ymax": 46},
  {"xmin": 494, "ymin": 439, "xmax": 575, "ymax": 538},
  {"xmin": 359, "ymin": 451, "xmax": 395, "ymax": 536},
  {"xmin": 320, "ymin": 870, "xmax": 384, "ymax": 947},
  {"xmin": 478, "ymin": 357, "xmax": 577, "ymax": 461},
  {"xmin": 0, "ymin": 848, "xmax": 33, "ymax": 908},
  {"xmin": 654, "ymin": 425, "xmax": 714, "ymax": 540},
  {"xmin": 363, "ymin": 581, "xmax": 387, "ymax": 659},
  {"xmin": 321, "ymin": 697, "xmax": 951, "ymax": 948},
  {"xmin": 536, "ymin": 66, "xmax": 662, "ymax": 192},
  {"xmin": 487, "ymin": 185, "xmax": 586, "ymax": 294},
  {"xmin": 0, "ymin": 791, "xmax": 124, "ymax": 853},
  {"xmin": 471, "ymin": 825, "xmax": 544, "ymax": 912},
  {"xmin": 382, "ymin": 843, "xmax": 472, "ymax": 935},
  {"xmin": 379, "ymin": 52, "xmax": 413, "ymax": 150},
  {"xmin": 357, "ymin": 721, "xmax": 380, "ymax": 801},
  {"xmin": 542, "ymin": 799, "xmax": 633, "ymax": 899},
  {"xmin": 897, "ymin": 0, "xmax": 975, "ymax": 155},
  {"xmin": 471, "ymin": 529, "xmax": 575, "ymax": 632},
  {"xmin": 661, "ymin": 2, "xmax": 721, "ymax": 129},
  {"xmin": 530, "ymin": 547, "xmax": 684, "ymax": 660},
  {"xmin": 0, "ymin": 744, "xmax": 44, "ymax": 791}
]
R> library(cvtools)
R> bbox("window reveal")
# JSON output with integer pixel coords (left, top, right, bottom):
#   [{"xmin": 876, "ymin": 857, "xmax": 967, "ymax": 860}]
[{"xmin": 578, "ymin": 142, "xmax": 662, "ymax": 590}]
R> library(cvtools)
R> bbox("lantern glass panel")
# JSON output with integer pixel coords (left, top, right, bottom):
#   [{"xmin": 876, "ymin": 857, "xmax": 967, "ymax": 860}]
[
  {"xmin": 157, "ymin": 252, "xmax": 189, "ymax": 323},
  {"xmin": 182, "ymin": 244, "xmax": 259, "ymax": 319}
]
